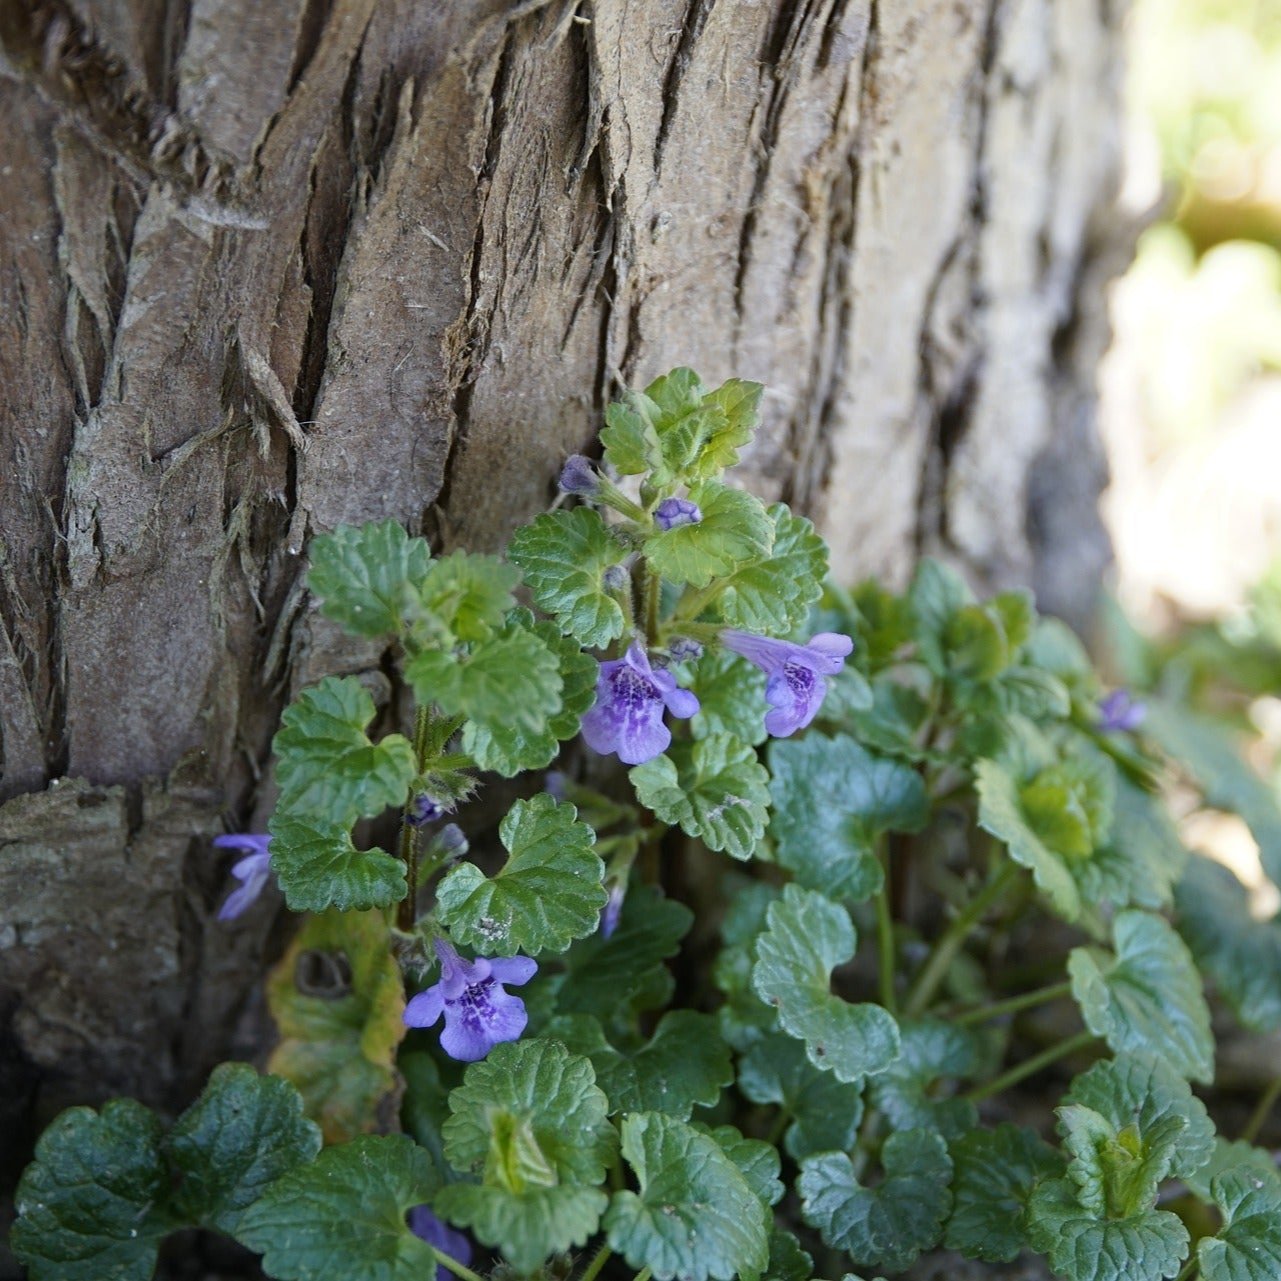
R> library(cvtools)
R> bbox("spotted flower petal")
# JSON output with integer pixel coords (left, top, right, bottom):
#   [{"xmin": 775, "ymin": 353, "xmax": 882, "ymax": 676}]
[
  {"xmin": 580, "ymin": 641, "xmax": 700, "ymax": 765},
  {"xmin": 720, "ymin": 629, "xmax": 854, "ymax": 737}
]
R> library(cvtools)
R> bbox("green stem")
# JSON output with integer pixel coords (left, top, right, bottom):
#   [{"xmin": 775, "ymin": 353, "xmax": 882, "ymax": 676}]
[
  {"xmin": 874, "ymin": 853, "xmax": 897, "ymax": 1015},
  {"xmin": 764, "ymin": 1107, "xmax": 791, "ymax": 1148},
  {"xmin": 397, "ymin": 704, "xmax": 434, "ymax": 931},
  {"xmin": 634, "ymin": 1268, "xmax": 653, "ymax": 1281},
  {"xmin": 904, "ymin": 863, "xmax": 1020, "ymax": 1018},
  {"xmin": 1174, "ymin": 1257, "xmax": 1199, "ymax": 1281},
  {"xmin": 579, "ymin": 1243, "xmax": 613, "ymax": 1281},
  {"xmin": 849, "ymin": 1107, "xmax": 883, "ymax": 1182},
  {"xmin": 952, "ymin": 980, "xmax": 1073, "ymax": 1027},
  {"xmin": 645, "ymin": 562, "xmax": 661, "ymax": 644},
  {"xmin": 432, "ymin": 1250, "xmax": 487, "ymax": 1281},
  {"xmin": 963, "ymin": 1031, "xmax": 1097, "ymax": 1104},
  {"xmin": 1241, "ymin": 1076, "xmax": 1281, "ymax": 1145}
]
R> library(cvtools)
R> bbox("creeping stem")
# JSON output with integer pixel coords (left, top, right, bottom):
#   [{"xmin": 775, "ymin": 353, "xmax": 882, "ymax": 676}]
[
  {"xmin": 874, "ymin": 845, "xmax": 897, "ymax": 1015},
  {"xmin": 396, "ymin": 704, "xmax": 436, "ymax": 932},
  {"xmin": 1241, "ymin": 1075, "xmax": 1281, "ymax": 1145},
  {"xmin": 578, "ymin": 1243, "xmax": 613, "ymax": 1281},
  {"xmin": 903, "ymin": 863, "xmax": 1021, "ymax": 1018},
  {"xmin": 431, "ymin": 1249, "xmax": 487, "ymax": 1281},
  {"xmin": 952, "ymin": 980, "xmax": 1073, "ymax": 1027},
  {"xmin": 962, "ymin": 1031, "xmax": 1098, "ymax": 1104}
]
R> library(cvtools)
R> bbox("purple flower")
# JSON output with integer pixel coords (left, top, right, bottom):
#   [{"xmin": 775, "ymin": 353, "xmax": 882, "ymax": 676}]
[
  {"xmin": 655, "ymin": 497, "xmax": 702, "ymax": 530},
  {"xmin": 213, "ymin": 834, "xmax": 273, "ymax": 921},
  {"xmin": 1098, "ymin": 689, "xmax": 1146, "ymax": 733},
  {"xmin": 559, "ymin": 454, "xmax": 600, "ymax": 496},
  {"xmin": 721, "ymin": 629, "xmax": 855, "ymax": 737},
  {"xmin": 580, "ymin": 641, "xmax": 700, "ymax": 765},
  {"xmin": 408, "ymin": 1205, "xmax": 472, "ymax": 1281},
  {"xmin": 404, "ymin": 939, "xmax": 537, "ymax": 1062},
  {"xmin": 599, "ymin": 882, "xmax": 626, "ymax": 939},
  {"xmin": 668, "ymin": 636, "xmax": 704, "ymax": 662},
  {"xmin": 406, "ymin": 793, "xmax": 447, "ymax": 828}
]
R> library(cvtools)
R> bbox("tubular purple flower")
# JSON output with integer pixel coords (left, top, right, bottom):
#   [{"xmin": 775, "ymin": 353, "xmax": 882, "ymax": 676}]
[
  {"xmin": 558, "ymin": 454, "xmax": 601, "ymax": 496},
  {"xmin": 580, "ymin": 641, "xmax": 700, "ymax": 765},
  {"xmin": 408, "ymin": 1205, "xmax": 473, "ymax": 1281},
  {"xmin": 720, "ymin": 629, "xmax": 855, "ymax": 737},
  {"xmin": 1098, "ymin": 689, "xmax": 1146, "ymax": 733},
  {"xmin": 213, "ymin": 834, "xmax": 273, "ymax": 921},
  {"xmin": 403, "ymin": 939, "xmax": 537, "ymax": 1062},
  {"xmin": 406, "ymin": 793, "xmax": 447, "ymax": 828},
  {"xmin": 654, "ymin": 496, "xmax": 702, "ymax": 530},
  {"xmin": 599, "ymin": 881, "xmax": 626, "ymax": 939}
]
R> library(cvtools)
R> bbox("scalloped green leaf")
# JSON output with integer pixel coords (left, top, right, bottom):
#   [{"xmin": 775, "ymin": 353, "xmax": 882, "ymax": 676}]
[
  {"xmin": 643, "ymin": 482, "xmax": 774, "ymax": 588},
  {"xmin": 234, "ymin": 1135, "xmax": 439, "ymax": 1281},
  {"xmin": 405, "ymin": 625, "xmax": 562, "ymax": 735},
  {"xmin": 1176, "ymin": 855, "xmax": 1281, "ymax": 1034},
  {"xmin": 692, "ymin": 377, "xmax": 763, "ymax": 478},
  {"xmin": 712, "ymin": 504, "xmax": 828, "ymax": 634},
  {"xmin": 508, "ymin": 508, "xmax": 629, "ymax": 648},
  {"xmin": 751, "ymin": 883, "xmax": 900, "ymax": 1082},
  {"xmin": 605, "ymin": 1112, "xmax": 770, "ymax": 1281},
  {"xmin": 273, "ymin": 676, "xmax": 417, "ymax": 826},
  {"xmin": 415, "ymin": 550, "xmax": 520, "ymax": 643},
  {"xmin": 738, "ymin": 1033, "xmax": 864, "ymax": 1160},
  {"xmin": 11, "ymin": 1099, "xmax": 170, "ymax": 1281},
  {"xmin": 1068, "ymin": 911, "xmax": 1214, "ymax": 1083},
  {"xmin": 307, "ymin": 519, "xmax": 432, "ymax": 638},
  {"xmin": 1026, "ymin": 1176, "xmax": 1188, "ymax": 1281},
  {"xmin": 630, "ymin": 733, "xmax": 770, "ymax": 860},
  {"xmin": 1198, "ymin": 1168, "xmax": 1281, "ymax": 1281},
  {"xmin": 945, "ymin": 1124, "xmax": 1064, "ymax": 1262},
  {"xmin": 164, "ymin": 1064, "xmax": 322, "ymax": 1233},
  {"xmin": 800, "ymin": 1129, "xmax": 952, "ymax": 1273},
  {"xmin": 267, "ymin": 812, "xmax": 406, "ymax": 913},
  {"xmin": 1183, "ymin": 1139, "xmax": 1281, "ymax": 1203},
  {"xmin": 687, "ymin": 649, "xmax": 768, "ymax": 745},
  {"xmin": 769, "ymin": 731, "xmax": 929, "ymax": 903},
  {"xmin": 592, "ymin": 1010, "xmax": 732, "ymax": 1118},
  {"xmin": 463, "ymin": 621, "xmax": 598, "ymax": 776},
  {"xmin": 867, "ymin": 1019, "xmax": 980, "ymax": 1140},
  {"xmin": 436, "ymin": 794, "xmax": 605, "ymax": 956},
  {"xmin": 437, "ymin": 1040, "xmax": 615, "ymax": 1272}
]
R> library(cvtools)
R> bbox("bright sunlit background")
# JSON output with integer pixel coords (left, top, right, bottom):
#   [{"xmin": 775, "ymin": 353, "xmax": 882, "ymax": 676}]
[{"xmin": 1102, "ymin": 0, "xmax": 1281, "ymax": 911}]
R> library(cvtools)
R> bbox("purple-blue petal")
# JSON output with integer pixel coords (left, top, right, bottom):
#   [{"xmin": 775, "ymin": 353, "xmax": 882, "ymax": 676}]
[
  {"xmin": 486, "ymin": 955, "xmax": 538, "ymax": 986},
  {"xmin": 408, "ymin": 1205, "xmax": 472, "ymax": 1281},
  {"xmin": 654, "ymin": 497, "xmax": 702, "ymax": 530},
  {"xmin": 404, "ymin": 984, "xmax": 447, "ymax": 1028},
  {"xmin": 558, "ymin": 454, "xmax": 600, "ymax": 496},
  {"xmin": 213, "ymin": 832, "xmax": 271, "ymax": 857}
]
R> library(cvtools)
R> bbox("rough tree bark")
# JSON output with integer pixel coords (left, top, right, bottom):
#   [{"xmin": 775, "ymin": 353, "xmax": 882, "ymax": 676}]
[{"xmin": 0, "ymin": 0, "xmax": 1118, "ymax": 1214}]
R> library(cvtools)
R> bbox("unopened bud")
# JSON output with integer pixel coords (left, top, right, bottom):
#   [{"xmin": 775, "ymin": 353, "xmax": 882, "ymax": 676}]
[
  {"xmin": 602, "ymin": 563, "xmax": 630, "ymax": 593},
  {"xmin": 668, "ymin": 637, "xmax": 704, "ymax": 662},
  {"xmin": 558, "ymin": 454, "xmax": 600, "ymax": 496},
  {"xmin": 654, "ymin": 497, "xmax": 702, "ymax": 530}
]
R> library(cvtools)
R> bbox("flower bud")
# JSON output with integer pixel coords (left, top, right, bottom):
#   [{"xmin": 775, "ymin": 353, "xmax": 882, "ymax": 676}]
[
  {"xmin": 558, "ymin": 454, "xmax": 600, "ymax": 496},
  {"xmin": 602, "ymin": 563, "xmax": 630, "ymax": 593},
  {"xmin": 654, "ymin": 496, "xmax": 702, "ymax": 530}
]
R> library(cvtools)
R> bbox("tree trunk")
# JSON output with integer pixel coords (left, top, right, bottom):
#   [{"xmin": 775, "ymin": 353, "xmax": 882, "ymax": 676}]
[{"xmin": 0, "ymin": 0, "xmax": 1119, "ymax": 1178}]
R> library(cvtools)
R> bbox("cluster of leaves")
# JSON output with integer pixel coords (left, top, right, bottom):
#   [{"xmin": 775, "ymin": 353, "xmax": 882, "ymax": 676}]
[{"xmin": 12, "ymin": 370, "xmax": 1281, "ymax": 1281}]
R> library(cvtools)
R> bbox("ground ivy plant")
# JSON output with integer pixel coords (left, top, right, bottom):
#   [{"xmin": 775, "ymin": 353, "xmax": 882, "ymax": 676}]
[{"xmin": 13, "ymin": 368, "xmax": 1281, "ymax": 1281}]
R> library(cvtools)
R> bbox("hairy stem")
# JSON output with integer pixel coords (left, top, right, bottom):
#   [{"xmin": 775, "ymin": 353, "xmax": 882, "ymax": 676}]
[
  {"xmin": 579, "ymin": 1243, "xmax": 613, "ymax": 1281},
  {"xmin": 903, "ymin": 863, "xmax": 1020, "ymax": 1018},
  {"xmin": 963, "ymin": 1031, "xmax": 1097, "ymax": 1104},
  {"xmin": 396, "ymin": 704, "xmax": 435, "ymax": 931},
  {"xmin": 875, "ymin": 850, "xmax": 897, "ymax": 1015},
  {"xmin": 432, "ymin": 1250, "xmax": 487, "ymax": 1281}
]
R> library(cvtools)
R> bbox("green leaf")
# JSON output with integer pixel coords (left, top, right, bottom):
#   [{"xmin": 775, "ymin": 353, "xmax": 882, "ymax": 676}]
[
  {"xmin": 508, "ymin": 508, "xmax": 629, "ymax": 648},
  {"xmin": 713, "ymin": 504, "xmax": 828, "ymax": 634},
  {"xmin": 945, "ymin": 1124, "xmax": 1064, "ymax": 1262},
  {"xmin": 605, "ymin": 1112, "xmax": 771, "ymax": 1281},
  {"xmin": 436, "ymin": 794, "xmax": 605, "ymax": 956},
  {"xmin": 751, "ymin": 883, "xmax": 900, "ymax": 1082},
  {"xmin": 555, "ymin": 884, "xmax": 693, "ymax": 1017},
  {"xmin": 398, "ymin": 1051, "xmax": 455, "ymax": 1184},
  {"xmin": 1077, "ymin": 778, "xmax": 1188, "ymax": 912},
  {"xmin": 406, "ymin": 624, "xmax": 562, "ymax": 735},
  {"xmin": 1144, "ymin": 701, "xmax": 1281, "ymax": 887},
  {"xmin": 1198, "ymin": 1169, "xmax": 1281, "ymax": 1281},
  {"xmin": 687, "ymin": 649, "xmax": 768, "ymax": 745},
  {"xmin": 602, "ymin": 392, "xmax": 664, "ymax": 475},
  {"xmin": 909, "ymin": 559, "xmax": 974, "ymax": 676},
  {"xmin": 268, "ymin": 812, "xmax": 406, "ymax": 913},
  {"xmin": 769, "ymin": 732, "xmax": 929, "ymax": 903},
  {"xmin": 692, "ymin": 377, "xmax": 763, "ymax": 478},
  {"xmin": 416, "ymin": 550, "xmax": 520, "ymax": 642},
  {"xmin": 867, "ymin": 1019, "xmax": 979, "ymax": 1140},
  {"xmin": 234, "ymin": 1135, "xmax": 439, "ymax": 1281},
  {"xmin": 438, "ymin": 1039, "xmax": 615, "ymax": 1272},
  {"xmin": 463, "ymin": 621, "xmax": 597, "ymax": 776},
  {"xmin": 1026, "ymin": 1176, "xmax": 1189, "ymax": 1281},
  {"xmin": 1061, "ymin": 1054, "xmax": 1215, "ymax": 1200},
  {"xmin": 307, "ymin": 519, "xmax": 432, "ymax": 638},
  {"xmin": 1068, "ymin": 911, "xmax": 1214, "ymax": 1083},
  {"xmin": 266, "ymin": 910, "xmax": 406, "ymax": 1143},
  {"xmin": 976, "ymin": 757, "xmax": 1082, "ymax": 921},
  {"xmin": 713, "ymin": 883, "xmax": 782, "ymax": 1050},
  {"xmin": 630, "ymin": 733, "xmax": 770, "ymax": 860},
  {"xmin": 1176, "ymin": 855, "xmax": 1281, "ymax": 1034},
  {"xmin": 761, "ymin": 1229, "xmax": 813, "ymax": 1281},
  {"xmin": 1183, "ymin": 1139, "xmax": 1281, "ymax": 1202},
  {"xmin": 165, "ymin": 1064, "xmax": 321, "ymax": 1233},
  {"xmin": 643, "ymin": 482, "xmax": 774, "ymax": 588},
  {"xmin": 1020, "ymin": 754, "xmax": 1116, "ymax": 861},
  {"xmin": 697, "ymin": 1123, "xmax": 784, "ymax": 1208},
  {"xmin": 11, "ymin": 1099, "xmax": 170, "ymax": 1281},
  {"xmin": 738, "ymin": 1033, "xmax": 864, "ymax": 1160},
  {"xmin": 274, "ymin": 677, "xmax": 417, "ymax": 826},
  {"xmin": 591, "ymin": 1010, "xmax": 732, "ymax": 1118},
  {"xmin": 800, "ymin": 1129, "xmax": 952, "ymax": 1273}
]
